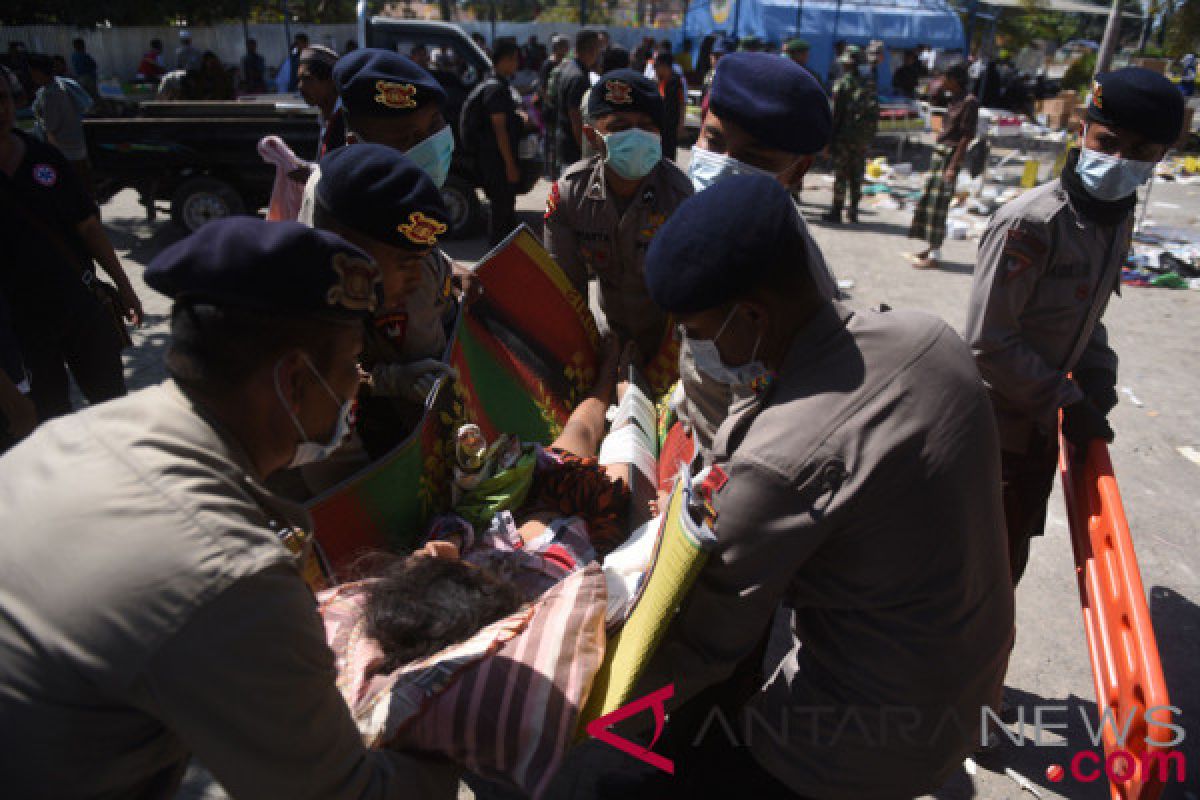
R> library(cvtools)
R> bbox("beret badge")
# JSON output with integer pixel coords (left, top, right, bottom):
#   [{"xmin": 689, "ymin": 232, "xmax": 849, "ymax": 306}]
[
  {"xmin": 398, "ymin": 211, "xmax": 448, "ymax": 246},
  {"xmin": 374, "ymin": 80, "xmax": 418, "ymax": 109},
  {"xmin": 327, "ymin": 253, "xmax": 378, "ymax": 312},
  {"xmin": 1092, "ymin": 81, "xmax": 1103, "ymax": 109},
  {"xmin": 605, "ymin": 79, "xmax": 633, "ymax": 105}
]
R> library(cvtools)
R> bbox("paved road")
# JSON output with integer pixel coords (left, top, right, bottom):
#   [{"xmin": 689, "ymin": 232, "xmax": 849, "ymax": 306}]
[{"xmin": 99, "ymin": 153, "xmax": 1199, "ymax": 800}]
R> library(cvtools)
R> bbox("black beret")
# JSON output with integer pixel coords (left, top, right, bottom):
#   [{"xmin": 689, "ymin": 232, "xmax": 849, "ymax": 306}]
[
  {"xmin": 145, "ymin": 218, "xmax": 378, "ymax": 320},
  {"xmin": 1087, "ymin": 67, "xmax": 1186, "ymax": 146},
  {"xmin": 645, "ymin": 174, "xmax": 807, "ymax": 313},
  {"xmin": 316, "ymin": 143, "xmax": 449, "ymax": 250},
  {"xmin": 333, "ymin": 48, "xmax": 447, "ymax": 118},
  {"xmin": 708, "ymin": 52, "xmax": 831, "ymax": 155},
  {"xmin": 587, "ymin": 69, "xmax": 664, "ymax": 127}
]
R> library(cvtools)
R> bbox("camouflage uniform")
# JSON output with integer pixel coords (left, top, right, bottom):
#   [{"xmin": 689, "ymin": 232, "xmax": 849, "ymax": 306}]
[{"xmin": 829, "ymin": 68, "xmax": 879, "ymax": 220}]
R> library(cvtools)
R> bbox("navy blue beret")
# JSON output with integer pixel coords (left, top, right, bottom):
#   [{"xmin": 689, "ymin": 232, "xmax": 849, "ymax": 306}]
[
  {"xmin": 334, "ymin": 48, "xmax": 447, "ymax": 118},
  {"xmin": 708, "ymin": 52, "xmax": 831, "ymax": 155},
  {"xmin": 145, "ymin": 218, "xmax": 378, "ymax": 320},
  {"xmin": 316, "ymin": 144, "xmax": 449, "ymax": 250},
  {"xmin": 1087, "ymin": 67, "xmax": 1186, "ymax": 146},
  {"xmin": 645, "ymin": 174, "xmax": 808, "ymax": 313},
  {"xmin": 587, "ymin": 69, "xmax": 664, "ymax": 127}
]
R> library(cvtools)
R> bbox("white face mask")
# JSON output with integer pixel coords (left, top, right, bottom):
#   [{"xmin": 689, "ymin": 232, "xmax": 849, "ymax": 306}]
[
  {"xmin": 274, "ymin": 354, "xmax": 354, "ymax": 468},
  {"xmin": 405, "ymin": 124, "xmax": 455, "ymax": 189},
  {"xmin": 687, "ymin": 146, "xmax": 776, "ymax": 193},
  {"xmin": 683, "ymin": 306, "xmax": 770, "ymax": 388},
  {"xmin": 1075, "ymin": 143, "xmax": 1155, "ymax": 202}
]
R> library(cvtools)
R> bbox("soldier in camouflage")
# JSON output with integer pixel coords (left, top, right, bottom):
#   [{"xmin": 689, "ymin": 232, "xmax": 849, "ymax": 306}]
[{"xmin": 822, "ymin": 46, "xmax": 879, "ymax": 225}]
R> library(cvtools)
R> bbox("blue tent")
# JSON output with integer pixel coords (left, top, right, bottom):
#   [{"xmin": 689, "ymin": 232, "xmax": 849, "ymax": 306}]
[{"xmin": 683, "ymin": 0, "xmax": 965, "ymax": 86}]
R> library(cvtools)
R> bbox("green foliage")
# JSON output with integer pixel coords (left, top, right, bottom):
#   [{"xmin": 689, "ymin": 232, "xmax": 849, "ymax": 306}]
[
  {"xmin": 1061, "ymin": 50, "xmax": 1097, "ymax": 92},
  {"xmin": 462, "ymin": 0, "xmax": 541, "ymax": 23},
  {"xmin": 1165, "ymin": 0, "xmax": 1200, "ymax": 56}
]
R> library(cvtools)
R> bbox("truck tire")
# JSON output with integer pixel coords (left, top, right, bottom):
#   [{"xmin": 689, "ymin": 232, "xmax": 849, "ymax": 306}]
[
  {"xmin": 440, "ymin": 176, "xmax": 482, "ymax": 239},
  {"xmin": 171, "ymin": 176, "xmax": 246, "ymax": 233}
]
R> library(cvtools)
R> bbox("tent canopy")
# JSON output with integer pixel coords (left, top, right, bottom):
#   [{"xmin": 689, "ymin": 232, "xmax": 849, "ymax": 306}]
[{"xmin": 684, "ymin": 0, "xmax": 966, "ymax": 84}]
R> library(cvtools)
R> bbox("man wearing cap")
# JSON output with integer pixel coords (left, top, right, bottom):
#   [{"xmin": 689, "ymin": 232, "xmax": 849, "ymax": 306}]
[
  {"xmin": 906, "ymin": 62, "xmax": 978, "ymax": 270},
  {"xmin": 297, "ymin": 48, "xmax": 469, "ymax": 367},
  {"xmin": 823, "ymin": 45, "xmax": 879, "ymax": 225},
  {"xmin": 584, "ymin": 174, "xmax": 1014, "ymax": 797},
  {"xmin": 783, "ymin": 37, "xmax": 811, "ymax": 71},
  {"xmin": 965, "ymin": 68, "xmax": 1183, "ymax": 586},
  {"xmin": 543, "ymin": 69, "xmax": 691, "ymax": 363},
  {"xmin": 678, "ymin": 51, "xmax": 840, "ymax": 455},
  {"xmin": 297, "ymin": 44, "xmax": 344, "ymax": 162},
  {"xmin": 309, "ymin": 144, "xmax": 454, "ymax": 479},
  {"xmin": 0, "ymin": 218, "xmax": 457, "ymax": 799},
  {"xmin": 555, "ymin": 29, "xmax": 602, "ymax": 171},
  {"xmin": 700, "ymin": 36, "xmax": 730, "ymax": 103}
]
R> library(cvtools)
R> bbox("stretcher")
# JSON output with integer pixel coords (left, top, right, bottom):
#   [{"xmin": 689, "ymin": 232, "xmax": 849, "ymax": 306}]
[{"xmin": 1059, "ymin": 434, "xmax": 1175, "ymax": 800}]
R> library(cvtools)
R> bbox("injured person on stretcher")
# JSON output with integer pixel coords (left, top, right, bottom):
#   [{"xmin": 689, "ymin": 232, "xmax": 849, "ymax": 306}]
[{"xmin": 317, "ymin": 337, "xmax": 669, "ymax": 796}]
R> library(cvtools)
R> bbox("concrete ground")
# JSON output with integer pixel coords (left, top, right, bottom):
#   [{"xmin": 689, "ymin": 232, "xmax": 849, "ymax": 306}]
[{"xmin": 97, "ymin": 146, "xmax": 1199, "ymax": 800}]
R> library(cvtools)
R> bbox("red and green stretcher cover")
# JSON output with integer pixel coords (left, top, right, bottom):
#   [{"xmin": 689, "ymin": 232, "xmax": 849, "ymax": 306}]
[{"xmin": 307, "ymin": 225, "xmax": 683, "ymax": 576}]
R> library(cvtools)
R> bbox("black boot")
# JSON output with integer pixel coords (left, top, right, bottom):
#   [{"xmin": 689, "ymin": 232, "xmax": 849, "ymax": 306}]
[
  {"xmin": 821, "ymin": 208, "xmax": 842, "ymax": 224},
  {"xmin": 846, "ymin": 206, "xmax": 859, "ymax": 223}
]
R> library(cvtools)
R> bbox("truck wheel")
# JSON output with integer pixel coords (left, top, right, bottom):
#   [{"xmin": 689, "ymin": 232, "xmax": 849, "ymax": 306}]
[
  {"xmin": 171, "ymin": 176, "xmax": 245, "ymax": 232},
  {"xmin": 440, "ymin": 176, "xmax": 482, "ymax": 239}
]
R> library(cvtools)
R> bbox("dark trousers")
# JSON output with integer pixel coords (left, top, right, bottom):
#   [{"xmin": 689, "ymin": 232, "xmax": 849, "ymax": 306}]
[
  {"xmin": 1000, "ymin": 432, "xmax": 1059, "ymax": 586},
  {"xmin": 20, "ymin": 300, "xmax": 126, "ymax": 420},
  {"xmin": 481, "ymin": 164, "xmax": 519, "ymax": 247}
]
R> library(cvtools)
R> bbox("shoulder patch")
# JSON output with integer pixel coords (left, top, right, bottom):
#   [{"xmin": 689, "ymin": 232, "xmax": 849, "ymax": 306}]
[
  {"xmin": 31, "ymin": 163, "xmax": 57, "ymax": 187},
  {"xmin": 1001, "ymin": 227, "xmax": 1048, "ymax": 283}
]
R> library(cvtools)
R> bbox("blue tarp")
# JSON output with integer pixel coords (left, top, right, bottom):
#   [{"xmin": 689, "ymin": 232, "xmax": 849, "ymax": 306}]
[{"xmin": 683, "ymin": 0, "xmax": 965, "ymax": 85}]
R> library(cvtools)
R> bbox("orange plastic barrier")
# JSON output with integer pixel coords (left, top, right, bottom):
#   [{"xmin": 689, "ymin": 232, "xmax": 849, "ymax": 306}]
[{"xmin": 1058, "ymin": 434, "xmax": 1176, "ymax": 800}]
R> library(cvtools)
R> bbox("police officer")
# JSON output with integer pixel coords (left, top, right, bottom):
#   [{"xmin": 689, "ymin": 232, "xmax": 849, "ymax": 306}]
[
  {"xmin": 0, "ymin": 219, "xmax": 457, "ymax": 799},
  {"xmin": 311, "ymin": 144, "xmax": 454, "ymax": 475},
  {"xmin": 965, "ymin": 68, "xmax": 1184, "ymax": 586},
  {"xmin": 302, "ymin": 49, "xmax": 467, "ymax": 374},
  {"xmin": 543, "ymin": 69, "xmax": 691, "ymax": 363},
  {"xmin": 630, "ymin": 174, "xmax": 1014, "ymax": 798},
  {"xmin": 823, "ymin": 45, "xmax": 879, "ymax": 225},
  {"xmin": 679, "ymin": 51, "xmax": 839, "ymax": 455},
  {"xmin": 298, "ymin": 48, "xmax": 456, "ymax": 224}
]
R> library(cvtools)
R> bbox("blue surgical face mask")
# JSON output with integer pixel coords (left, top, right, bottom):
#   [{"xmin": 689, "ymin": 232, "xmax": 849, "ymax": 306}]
[
  {"xmin": 406, "ymin": 124, "xmax": 455, "ymax": 189},
  {"xmin": 1075, "ymin": 144, "xmax": 1155, "ymax": 202},
  {"xmin": 601, "ymin": 128, "xmax": 662, "ymax": 180},
  {"xmin": 687, "ymin": 146, "xmax": 775, "ymax": 193},
  {"xmin": 683, "ymin": 306, "xmax": 772, "ymax": 390},
  {"xmin": 275, "ymin": 354, "xmax": 354, "ymax": 468}
]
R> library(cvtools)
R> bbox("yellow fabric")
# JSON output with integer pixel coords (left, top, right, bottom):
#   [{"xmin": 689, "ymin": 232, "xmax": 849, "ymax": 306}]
[{"xmin": 578, "ymin": 477, "xmax": 712, "ymax": 731}]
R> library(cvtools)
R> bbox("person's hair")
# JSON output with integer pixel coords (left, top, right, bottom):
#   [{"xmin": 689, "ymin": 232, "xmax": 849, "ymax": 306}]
[
  {"xmin": 944, "ymin": 63, "xmax": 969, "ymax": 87},
  {"xmin": 575, "ymin": 29, "xmax": 601, "ymax": 55},
  {"xmin": 835, "ymin": 40, "xmax": 847, "ymax": 52},
  {"xmin": 165, "ymin": 302, "xmax": 347, "ymax": 393},
  {"xmin": 364, "ymin": 555, "xmax": 524, "ymax": 671},
  {"xmin": 654, "ymin": 52, "xmax": 673, "ymax": 68},
  {"xmin": 345, "ymin": 39, "xmax": 358, "ymax": 52},
  {"xmin": 201, "ymin": 50, "xmax": 218, "ymax": 65},
  {"xmin": 493, "ymin": 38, "xmax": 520, "ymax": 63},
  {"xmin": 26, "ymin": 53, "xmax": 53, "ymax": 75},
  {"xmin": 151, "ymin": 39, "xmax": 162, "ymax": 50},
  {"xmin": 247, "ymin": 37, "xmax": 257, "ymax": 47},
  {"xmin": 600, "ymin": 46, "xmax": 630, "ymax": 73},
  {"xmin": 296, "ymin": 33, "xmax": 309, "ymax": 44},
  {"xmin": 660, "ymin": 39, "xmax": 672, "ymax": 51},
  {"xmin": 73, "ymin": 38, "xmax": 86, "ymax": 51},
  {"xmin": 299, "ymin": 56, "xmax": 333, "ymax": 80}
]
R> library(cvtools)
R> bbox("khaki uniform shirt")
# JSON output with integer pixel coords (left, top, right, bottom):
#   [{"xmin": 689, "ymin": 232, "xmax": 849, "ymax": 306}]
[
  {"xmin": 676, "ymin": 206, "xmax": 840, "ymax": 456},
  {"xmin": 642, "ymin": 303, "xmax": 1014, "ymax": 798},
  {"xmin": 965, "ymin": 178, "xmax": 1128, "ymax": 453},
  {"xmin": 542, "ymin": 154, "xmax": 693, "ymax": 358},
  {"xmin": 0, "ymin": 383, "xmax": 456, "ymax": 800}
]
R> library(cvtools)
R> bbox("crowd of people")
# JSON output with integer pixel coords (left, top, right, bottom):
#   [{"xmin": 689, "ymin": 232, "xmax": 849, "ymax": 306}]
[{"xmin": 0, "ymin": 19, "xmax": 1191, "ymax": 800}]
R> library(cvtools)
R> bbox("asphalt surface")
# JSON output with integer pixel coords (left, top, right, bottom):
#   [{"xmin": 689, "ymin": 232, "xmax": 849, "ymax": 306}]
[{"xmin": 96, "ymin": 146, "xmax": 1200, "ymax": 800}]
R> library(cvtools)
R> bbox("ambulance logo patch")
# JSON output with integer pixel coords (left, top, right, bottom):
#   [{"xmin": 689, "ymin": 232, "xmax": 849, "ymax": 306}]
[
  {"xmin": 32, "ymin": 164, "xmax": 57, "ymax": 187},
  {"xmin": 327, "ymin": 253, "xmax": 378, "ymax": 312},
  {"xmin": 374, "ymin": 80, "xmax": 418, "ymax": 109},
  {"xmin": 605, "ymin": 80, "xmax": 633, "ymax": 105},
  {"xmin": 398, "ymin": 211, "xmax": 447, "ymax": 246}
]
